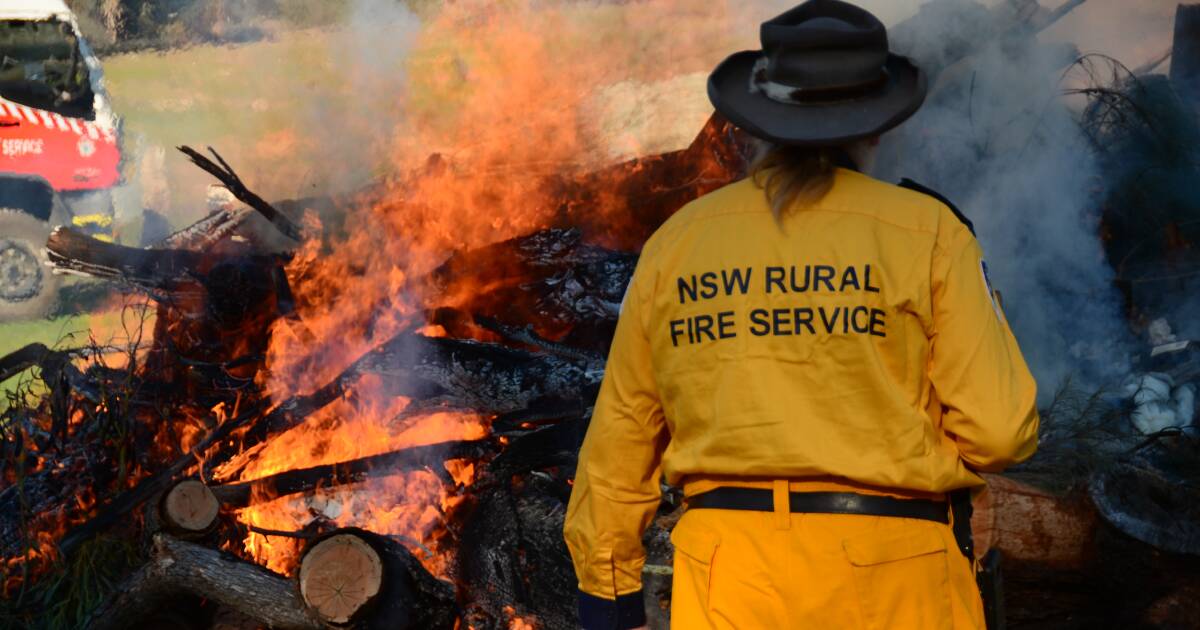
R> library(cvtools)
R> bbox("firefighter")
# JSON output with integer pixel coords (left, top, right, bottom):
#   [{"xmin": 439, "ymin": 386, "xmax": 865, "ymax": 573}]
[{"xmin": 563, "ymin": 0, "xmax": 1039, "ymax": 628}]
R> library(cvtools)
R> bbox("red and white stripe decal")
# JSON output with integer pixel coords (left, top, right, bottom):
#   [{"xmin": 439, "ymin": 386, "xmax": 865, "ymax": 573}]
[{"xmin": 0, "ymin": 97, "xmax": 114, "ymax": 142}]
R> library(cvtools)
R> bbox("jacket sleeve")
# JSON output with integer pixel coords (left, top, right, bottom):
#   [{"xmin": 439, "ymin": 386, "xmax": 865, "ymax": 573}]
[
  {"xmin": 929, "ymin": 218, "xmax": 1039, "ymax": 473},
  {"xmin": 563, "ymin": 264, "xmax": 669, "ymax": 630}
]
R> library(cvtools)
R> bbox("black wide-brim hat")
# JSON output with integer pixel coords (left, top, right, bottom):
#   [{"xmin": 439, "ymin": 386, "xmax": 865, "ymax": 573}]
[{"xmin": 709, "ymin": 0, "xmax": 927, "ymax": 146}]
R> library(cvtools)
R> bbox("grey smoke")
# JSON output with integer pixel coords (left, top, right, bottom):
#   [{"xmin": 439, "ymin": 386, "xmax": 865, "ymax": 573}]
[{"xmin": 872, "ymin": 0, "xmax": 1135, "ymax": 399}]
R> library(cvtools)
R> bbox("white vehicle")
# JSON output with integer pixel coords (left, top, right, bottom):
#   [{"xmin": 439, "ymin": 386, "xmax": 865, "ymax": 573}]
[{"xmin": 0, "ymin": 0, "xmax": 121, "ymax": 319}]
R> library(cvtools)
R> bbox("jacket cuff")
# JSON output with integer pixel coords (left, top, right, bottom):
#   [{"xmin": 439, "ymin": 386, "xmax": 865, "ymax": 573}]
[{"xmin": 578, "ymin": 589, "xmax": 646, "ymax": 630}]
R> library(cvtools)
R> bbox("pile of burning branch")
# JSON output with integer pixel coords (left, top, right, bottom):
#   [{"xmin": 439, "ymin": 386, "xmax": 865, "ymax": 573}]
[
  {"xmin": 0, "ymin": 114, "xmax": 746, "ymax": 629},
  {"xmin": 2, "ymin": 1, "xmax": 1200, "ymax": 628}
]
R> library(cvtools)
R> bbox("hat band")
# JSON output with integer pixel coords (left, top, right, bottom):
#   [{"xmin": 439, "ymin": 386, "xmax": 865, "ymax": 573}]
[{"xmin": 749, "ymin": 56, "xmax": 889, "ymax": 105}]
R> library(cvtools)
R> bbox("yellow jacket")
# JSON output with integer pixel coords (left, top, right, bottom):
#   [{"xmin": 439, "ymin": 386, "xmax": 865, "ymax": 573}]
[{"xmin": 563, "ymin": 168, "xmax": 1038, "ymax": 611}]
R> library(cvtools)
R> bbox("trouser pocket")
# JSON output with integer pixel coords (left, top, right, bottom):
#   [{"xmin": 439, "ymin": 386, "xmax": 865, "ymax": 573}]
[
  {"xmin": 843, "ymin": 525, "xmax": 953, "ymax": 630},
  {"xmin": 670, "ymin": 513, "xmax": 721, "ymax": 629}
]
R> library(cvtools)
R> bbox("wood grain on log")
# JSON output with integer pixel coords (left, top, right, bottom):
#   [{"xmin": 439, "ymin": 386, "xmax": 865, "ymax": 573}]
[
  {"xmin": 298, "ymin": 528, "xmax": 458, "ymax": 630},
  {"xmin": 299, "ymin": 533, "xmax": 384, "ymax": 626},
  {"xmin": 161, "ymin": 479, "xmax": 220, "ymax": 538},
  {"xmin": 972, "ymin": 473, "xmax": 1097, "ymax": 569},
  {"xmin": 85, "ymin": 533, "xmax": 321, "ymax": 630}
]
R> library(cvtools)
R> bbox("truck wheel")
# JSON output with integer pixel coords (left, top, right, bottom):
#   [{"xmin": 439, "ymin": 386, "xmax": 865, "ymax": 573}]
[{"xmin": 0, "ymin": 209, "xmax": 61, "ymax": 321}]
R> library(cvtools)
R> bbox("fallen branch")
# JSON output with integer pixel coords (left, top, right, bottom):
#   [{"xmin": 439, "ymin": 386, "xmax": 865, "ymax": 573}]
[
  {"xmin": 0, "ymin": 342, "xmax": 55, "ymax": 384},
  {"xmin": 178, "ymin": 146, "xmax": 304, "ymax": 242},
  {"xmin": 211, "ymin": 439, "xmax": 496, "ymax": 508},
  {"xmin": 84, "ymin": 533, "xmax": 321, "ymax": 630}
]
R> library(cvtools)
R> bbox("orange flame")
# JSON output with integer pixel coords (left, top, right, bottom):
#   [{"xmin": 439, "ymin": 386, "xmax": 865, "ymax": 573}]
[{"xmin": 229, "ymin": 0, "xmax": 749, "ymax": 584}]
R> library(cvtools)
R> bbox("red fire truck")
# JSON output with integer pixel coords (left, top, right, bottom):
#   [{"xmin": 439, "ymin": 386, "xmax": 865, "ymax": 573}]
[{"xmin": 0, "ymin": 0, "xmax": 121, "ymax": 319}]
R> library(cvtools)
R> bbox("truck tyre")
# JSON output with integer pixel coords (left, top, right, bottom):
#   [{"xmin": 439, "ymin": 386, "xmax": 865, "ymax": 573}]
[{"xmin": 0, "ymin": 209, "xmax": 61, "ymax": 321}]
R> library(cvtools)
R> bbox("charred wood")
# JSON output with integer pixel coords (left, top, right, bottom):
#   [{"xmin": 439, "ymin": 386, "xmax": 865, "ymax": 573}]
[
  {"xmin": 235, "ymin": 333, "xmax": 598, "ymax": 461},
  {"xmin": 178, "ymin": 146, "xmax": 304, "ymax": 243},
  {"xmin": 47, "ymin": 226, "xmax": 207, "ymax": 289},
  {"xmin": 549, "ymin": 113, "xmax": 750, "ymax": 250},
  {"xmin": 211, "ymin": 439, "xmax": 495, "ymax": 508},
  {"xmin": 426, "ymin": 228, "xmax": 634, "ymax": 354},
  {"xmin": 154, "ymin": 207, "xmax": 253, "ymax": 251},
  {"xmin": 0, "ymin": 342, "xmax": 56, "ymax": 384}
]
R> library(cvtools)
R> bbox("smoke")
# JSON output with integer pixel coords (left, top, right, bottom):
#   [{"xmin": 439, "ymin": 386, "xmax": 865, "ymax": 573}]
[
  {"xmin": 868, "ymin": 0, "xmax": 1136, "ymax": 398},
  {"xmin": 264, "ymin": 0, "xmax": 420, "ymax": 198}
]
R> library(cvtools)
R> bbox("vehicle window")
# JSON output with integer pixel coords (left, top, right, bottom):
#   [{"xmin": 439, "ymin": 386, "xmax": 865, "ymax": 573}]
[{"xmin": 0, "ymin": 18, "xmax": 95, "ymax": 119}]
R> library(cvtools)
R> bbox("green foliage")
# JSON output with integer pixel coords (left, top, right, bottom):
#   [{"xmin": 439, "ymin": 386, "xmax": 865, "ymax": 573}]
[
  {"xmin": 0, "ymin": 536, "xmax": 140, "ymax": 630},
  {"xmin": 1016, "ymin": 377, "xmax": 1129, "ymax": 491},
  {"xmin": 276, "ymin": 0, "xmax": 353, "ymax": 28},
  {"xmin": 64, "ymin": 0, "xmax": 437, "ymax": 53}
]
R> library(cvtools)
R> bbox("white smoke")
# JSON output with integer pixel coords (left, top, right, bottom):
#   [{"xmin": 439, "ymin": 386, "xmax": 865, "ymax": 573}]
[
  {"xmin": 873, "ymin": 1, "xmax": 1136, "ymax": 398},
  {"xmin": 286, "ymin": 0, "xmax": 421, "ymax": 195}
]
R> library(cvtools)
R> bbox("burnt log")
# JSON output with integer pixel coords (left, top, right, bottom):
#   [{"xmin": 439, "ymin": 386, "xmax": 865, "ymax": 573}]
[
  {"xmin": 154, "ymin": 207, "xmax": 253, "ymax": 251},
  {"xmin": 211, "ymin": 439, "xmax": 495, "ymax": 508},
  {"xmin": 85, "ymin": 533, "xmax": 322, "ymax": 630},
  {"xmin": 232, "ymin": 333, "xmax": 600, "ymax": 463},
  {"xmin": 549, "ymin": 113, "xmax": 751, "ymax": 250},
  {"xmin": 46, "ymin": 226, "xmax": 207, "ymax": 290},
  {"xmin": 178, "ymin": 146, "xmax": 304, "ymax": 243},
  {"xmin": 0, "ymin": 342, "xmax": 57, "ymax": 384},
  {"xmin": 426, "ymin": 229, "xmax": 635, "ymax": 353},
  {"xmin": 457, "ymin": 473, "xmax": 575, "ymax": 630},
  {"xmin": 298, "ymin": 528, "xmax": 457, "ymax": 629},
  {"xmin": 46, "ymin": 226, "xmax": 287, "ymax": 308}
]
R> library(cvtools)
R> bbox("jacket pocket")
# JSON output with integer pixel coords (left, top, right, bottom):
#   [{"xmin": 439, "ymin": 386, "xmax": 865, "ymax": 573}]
[
  {"xmin": 670, "ymin": 515, "xmax": 721, "ymax": 616},
  {"xmin": 843, "ymin": 526, "xmax": 953, "ymax": 630}
]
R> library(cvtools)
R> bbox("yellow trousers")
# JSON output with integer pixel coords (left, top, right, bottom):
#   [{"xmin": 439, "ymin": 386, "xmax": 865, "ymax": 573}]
[{"xmin": 669, "ymin": 506, "xmax": 986, "ymax": 629}]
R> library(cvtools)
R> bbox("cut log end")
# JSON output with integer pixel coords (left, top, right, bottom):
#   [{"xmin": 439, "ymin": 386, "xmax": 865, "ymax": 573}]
[
  {"xmin": 161, "ymin": 480, "xmax": 220, "ymax": 536},
  {"xmin": 299, "ymin": 533, "xmax": 385, "ymax": 626}
]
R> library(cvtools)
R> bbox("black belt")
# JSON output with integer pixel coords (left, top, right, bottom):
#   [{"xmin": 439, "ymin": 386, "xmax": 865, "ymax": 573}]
[{"xmin": 686, "ymin": 487, "xmax": 950, "ymax": 524}]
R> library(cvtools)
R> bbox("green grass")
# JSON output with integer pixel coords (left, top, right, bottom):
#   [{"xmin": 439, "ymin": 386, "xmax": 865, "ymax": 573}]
[
  {"xmin": 0, "ymin": 307, "xmax": 150, "ymax": 403},
  {"xmin": 1, "ymin": 315, "xmax": 89, "ymax": 399}
]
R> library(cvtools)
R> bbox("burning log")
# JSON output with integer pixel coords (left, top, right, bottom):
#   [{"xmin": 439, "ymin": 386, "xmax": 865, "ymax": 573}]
[
  {"xmin": 230, "ymin": 332, "xmax": 599, "ymax": 464},
  {"xmin": 159, "ymin": 479, "xmax": 221, "ymax": 539},
  {"xmin": 86, "ymin": 533, "xmax": 322, "ymax": 630},
  {"xmin": 426, "ymin": 228, "xmax": 635, "ymax": 353},
  {"xmin": 210, "ymin": 439, "xmax": 495, "ymax": 508},
  {"xmin": 298, "ymin": 528, "xmax": 457, "ymax": 629}
]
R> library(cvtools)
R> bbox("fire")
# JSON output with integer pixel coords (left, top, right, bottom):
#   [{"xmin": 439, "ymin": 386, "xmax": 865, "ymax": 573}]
[
  {"xmin": 219, "ymin": 0, "xmax": 747, "ymax": 594},
  {"xmin": 504, "ymin": 606, "xmax": 538, "ymax": 630},
  {"xmin": 222, "ymin": 373, "xmax": 487, "ymax": 575}
]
